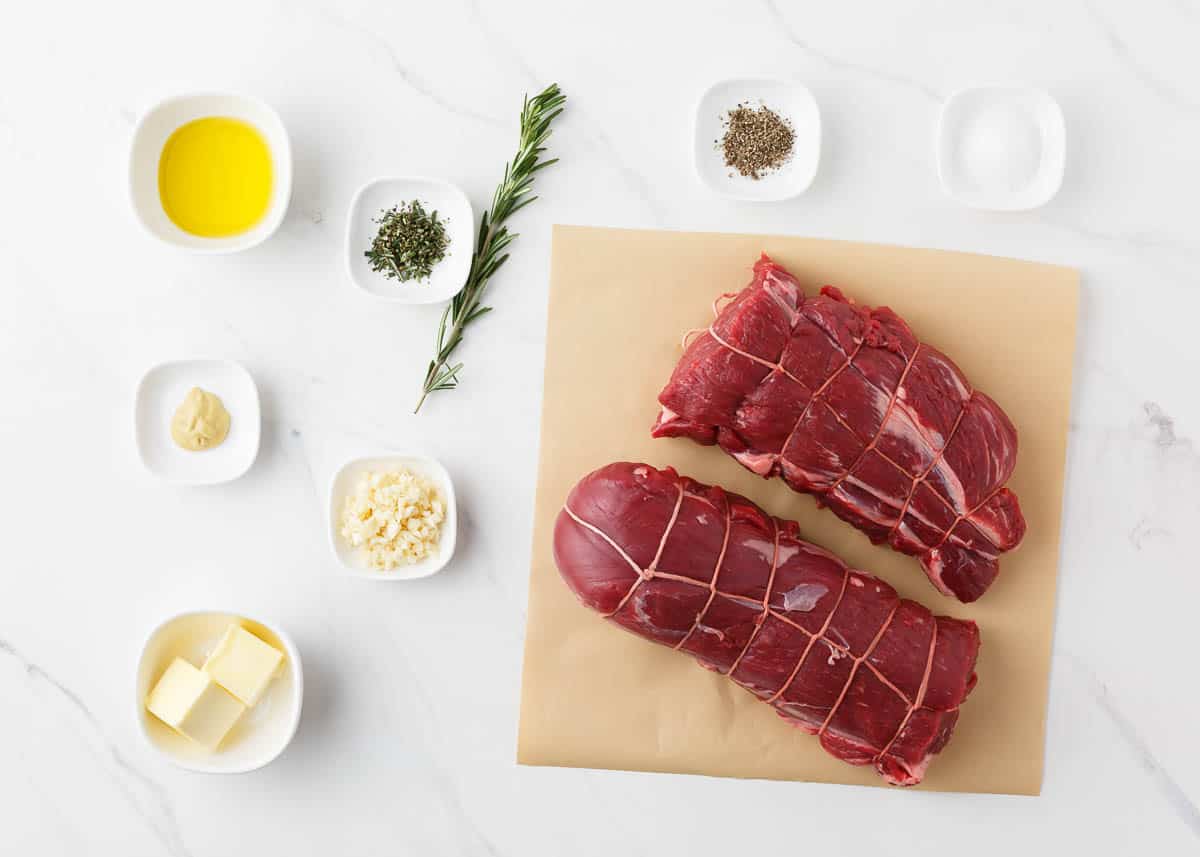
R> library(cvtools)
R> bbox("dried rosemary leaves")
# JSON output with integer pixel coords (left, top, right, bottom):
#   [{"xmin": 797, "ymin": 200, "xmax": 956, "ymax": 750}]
[
  {"xmin": 718, "ymin": 102, "xmax": 795, "ymax": 180},
  {"xmin": 366, "ymin": 200, "xmax": 450, "ymax": 283}
]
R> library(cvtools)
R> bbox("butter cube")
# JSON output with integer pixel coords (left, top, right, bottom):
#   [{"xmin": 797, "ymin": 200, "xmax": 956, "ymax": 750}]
[
  {"xmin": 146, "ymin": 657, "xmax": 245, "ymax": 750},
  {"xmin": 203, "ymin": 625, "xmax": 284, "ymax": 707}
]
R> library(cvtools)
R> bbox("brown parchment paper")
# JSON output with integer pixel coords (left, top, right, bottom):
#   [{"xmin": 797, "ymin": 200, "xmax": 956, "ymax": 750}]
[{"xmin": 518, "ymin": 226, "xmax": 1079, "ymax": 795}]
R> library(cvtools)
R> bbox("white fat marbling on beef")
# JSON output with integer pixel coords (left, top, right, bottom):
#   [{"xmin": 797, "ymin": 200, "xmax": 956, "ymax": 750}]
[
  {"xmin": 744, "ymin": 537, "xmax": 776, "ymax": 564},
  {"xmin": 884, "ymin": 753, "xmax": 935, "ymax": 787},
  {"xmin": 884, "ymin": 401, "xmax": 942, "ymax": 465},
  {"xmin": 893, "ymin": 520, "xmax": 931, "ymax": 552},
  {"xmin": 632, "ymin": 591, "xmax": 659, "ymax": 631},
  {"xmin": 732, "ymin": 448, "xmax": 778, "ymax": 476},
  {"xmin": 835, "ymin": 477, "xmax": 904, "ymax": 526},
  {"xmin": 762, "ymin": 270, "xmax": 801, "ymax": 319},
  {"xmin": 929, "ymin": 457, "xmax": 968, "ymax": 512},
  {"xmin": 776, "ymin": 542, "xmax": 801, "ymax": 565},
  {"xmin": 782, "ymin": 583, "xmax": 828, "ymax": 612}
]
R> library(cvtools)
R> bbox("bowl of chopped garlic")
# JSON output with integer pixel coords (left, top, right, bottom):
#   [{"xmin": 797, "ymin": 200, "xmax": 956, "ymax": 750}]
[{"xmin": 328, "ymin": 453, "xmax": 457, "ymax": 579}]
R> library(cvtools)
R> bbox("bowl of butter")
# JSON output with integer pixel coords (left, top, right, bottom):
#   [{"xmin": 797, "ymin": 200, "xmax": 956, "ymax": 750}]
[{"xmin": 136, "ymin": 611, "xmax": 303, "ymax": 773}]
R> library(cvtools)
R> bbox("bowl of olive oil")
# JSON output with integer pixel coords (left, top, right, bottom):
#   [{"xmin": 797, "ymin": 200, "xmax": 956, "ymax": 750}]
[{"xmin": 129, "ymin": 92, "xmax": 292, "ymax": 253}]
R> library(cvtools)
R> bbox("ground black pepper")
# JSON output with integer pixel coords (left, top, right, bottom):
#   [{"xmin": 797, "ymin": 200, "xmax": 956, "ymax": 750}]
[{"xmin": 718, "ymin": 102, "xmax": 795, "ymax": 180}]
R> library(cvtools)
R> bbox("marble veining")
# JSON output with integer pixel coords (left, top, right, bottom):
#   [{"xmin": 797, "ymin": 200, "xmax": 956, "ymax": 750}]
[
  {"xmin": 0, "ymin": 640, "xmax": 192, "ymax": 856},
  {"xmin": 765, "ymin": 0, "xmax": 945, "ymax": 102},
  {"xmin": 1060, "ymin": 652, "xmax": 1200, "ymax": 839},
  {"xmin": 1083, "ymin": 0, "xmax": 1200, "ymax": 114}
]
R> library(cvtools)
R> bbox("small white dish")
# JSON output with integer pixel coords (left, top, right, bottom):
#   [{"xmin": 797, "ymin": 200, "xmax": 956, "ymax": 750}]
[
  {"xmin": 694, "ymin": 78, "xmax": 821, "ymax": 201},
  {"xmin": 328, "ymin": 453, "xmax": 457, "ymax": 579},
  {"xmin": 937, "ymin": 87, "xmax": 1065, "ymax": 210},
  {"xmin": 345, "ymin": 177, "xmax": 474, "ymax": 303},
  {"xmin": 135, "ymin": 359, "xmax": 260, "ymax": 485},
  {"xmin": 129, "ymin": 92, "xmax": 292, "ymax": 253},
  {"xmin": 136, "ymin": 610, "xmax": 303, "ymax": 774}
]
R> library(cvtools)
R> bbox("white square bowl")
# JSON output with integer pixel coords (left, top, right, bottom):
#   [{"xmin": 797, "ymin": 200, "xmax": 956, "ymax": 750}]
[
  {"xmin": 328, "ymin": 453, "xmax": 457, "ymax": 579},
  {"xmin": 345, "ymin": 177, "xmax": 474, "ymax": 303},
  {"xmin": 694, "ymin": 78, "xmax": 821, "ymax": 201},
  {"xmin": 135, "ymin": 359, "xmax": 260, "ymax": 485},
  {"xmin": 937, "ymin": 87, "xmax": 1065, "ymax": 210},
  {"xmin": 136, "ymin": 610, "xmax": 303, "ymax": 774},
  {"xmin": 129, "ymin": 92, "xmax": 292, "ymax": 253}
]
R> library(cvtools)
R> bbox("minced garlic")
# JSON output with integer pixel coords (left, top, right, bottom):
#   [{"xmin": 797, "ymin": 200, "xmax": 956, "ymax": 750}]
[{"xmin": 339, "ymin": 468, "xmax": 445, "ymax": 571}]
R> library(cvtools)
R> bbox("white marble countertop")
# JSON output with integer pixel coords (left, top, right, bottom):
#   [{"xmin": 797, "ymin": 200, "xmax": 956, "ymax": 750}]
[{"xmin": 1, "ymin": 1, "xmax": 1197, "ymax": 854}]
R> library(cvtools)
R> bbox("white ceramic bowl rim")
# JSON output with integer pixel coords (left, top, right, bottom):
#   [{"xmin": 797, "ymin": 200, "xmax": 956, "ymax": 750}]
[
  {"xmin": 128, "ymin": 90, "xmax": 293, "ymax": 254},
  {"xmin": 133, "ymin": 356, "xmax": 261, "ymax": 486},
  {"xmin": 327, "ymin": 451, "xmax": 458, "ymax": 580},
  {"xmin": 344, "ymin": 176, "xmax": 475, "ymax": 304},
  {"xmin": 935, "ymin": 85, "xmax": 1065, "ymax": 211},
  {"xmin": 693, "ymin": 77, "xmax": 822, "ymax": 202},
  {"xmin": 135, "ymin": 609, "xmax": 304, "ymax": 774}
]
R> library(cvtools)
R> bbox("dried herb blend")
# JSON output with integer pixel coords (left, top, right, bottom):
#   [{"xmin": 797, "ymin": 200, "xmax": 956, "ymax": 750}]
[
  {"xmin": 366, "ymin": 200, "xmax": 450, "ymax": 283},
  {"xmin": 718, "ymin": 102, "xmax": 795, "ymax": 180}
]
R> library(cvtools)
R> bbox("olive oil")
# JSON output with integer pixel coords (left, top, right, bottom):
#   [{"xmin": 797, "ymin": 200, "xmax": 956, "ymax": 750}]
[{"xmin": 158, "ymin": 117, "xmax": 272, "ymax": 237}]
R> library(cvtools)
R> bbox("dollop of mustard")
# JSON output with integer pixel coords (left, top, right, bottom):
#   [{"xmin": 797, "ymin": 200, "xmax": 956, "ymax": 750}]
[{"xmin": 170, "ymin": 387, "xmax": 231, "ymax": 451}]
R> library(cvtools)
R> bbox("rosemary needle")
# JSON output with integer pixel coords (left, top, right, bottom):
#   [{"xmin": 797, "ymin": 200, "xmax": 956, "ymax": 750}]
[{"xmin": 414, "ymin": 83, "xmax": 566, "ymax": 413}]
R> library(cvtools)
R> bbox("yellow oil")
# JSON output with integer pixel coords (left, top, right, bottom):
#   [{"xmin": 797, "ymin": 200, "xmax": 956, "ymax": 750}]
[{"xmin": 158, "ymin": 117, "xmax": 272, "ymax": 237}]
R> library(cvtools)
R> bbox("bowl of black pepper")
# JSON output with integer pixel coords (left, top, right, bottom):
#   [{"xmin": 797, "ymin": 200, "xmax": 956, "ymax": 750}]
[
  {"xmin": 694, "ymin": 78, "xmax": 821, "ymax": 201},
  {"xmin": 345, "ymin": 177, "xmax": 474, "ymax": 303}
]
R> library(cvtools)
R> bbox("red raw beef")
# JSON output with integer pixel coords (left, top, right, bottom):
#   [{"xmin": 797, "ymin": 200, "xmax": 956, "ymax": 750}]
[
  {"xmin": 652, "ymin": 254, "xmax": 1025, "ymax": 603},
  {"xmin": 554, "ymin": 462, "xmax": 981, "ymax": 786}
]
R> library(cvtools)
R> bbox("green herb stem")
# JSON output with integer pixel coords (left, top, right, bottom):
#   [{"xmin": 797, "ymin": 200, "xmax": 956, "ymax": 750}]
[{"xmin": 414, "ymin": 83, "xmax": 566, "ymax": 413}]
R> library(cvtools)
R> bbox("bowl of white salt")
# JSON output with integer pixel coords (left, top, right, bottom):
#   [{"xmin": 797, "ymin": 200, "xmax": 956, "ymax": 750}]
[{"xmin": 937, "ymin": 87, "xmax": 1065, "ymax": 210}]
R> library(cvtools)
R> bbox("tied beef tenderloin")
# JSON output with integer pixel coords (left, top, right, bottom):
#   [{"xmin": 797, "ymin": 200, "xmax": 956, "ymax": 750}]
[
  {"xmin": 554, "ymin": 462, "xmax": 980, "ymax": 786},
  {"xmin": 652, "ymin": 255, "xmax": 1026, "ymax": 603}
]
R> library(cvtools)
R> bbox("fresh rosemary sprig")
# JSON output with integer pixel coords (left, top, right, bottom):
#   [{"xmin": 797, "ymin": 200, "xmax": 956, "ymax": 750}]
[{"xmin": 414, "ymin": 83, "xmax": 566, "ymax": 413}]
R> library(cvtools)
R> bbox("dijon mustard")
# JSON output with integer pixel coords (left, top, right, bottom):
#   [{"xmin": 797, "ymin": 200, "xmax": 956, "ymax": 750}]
[{"xmin": 170, "ymin": 387, "xmax": 231, "ymax": 451}]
